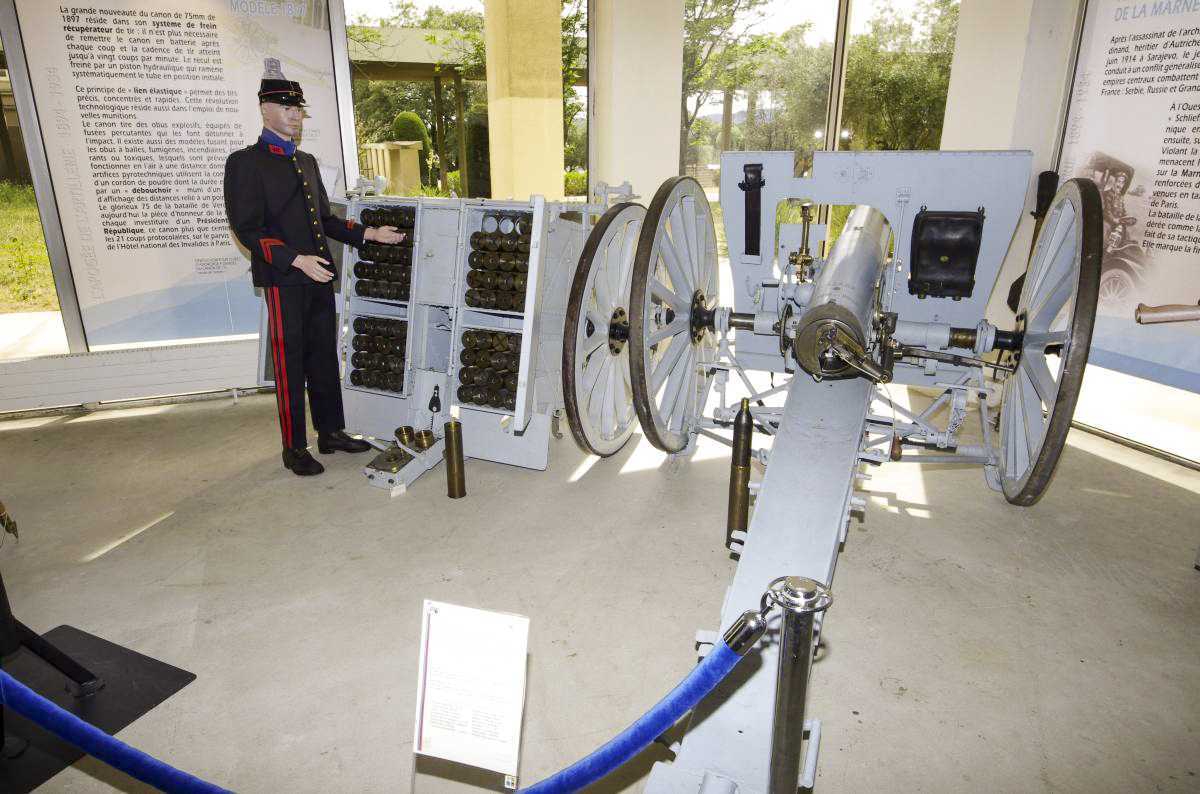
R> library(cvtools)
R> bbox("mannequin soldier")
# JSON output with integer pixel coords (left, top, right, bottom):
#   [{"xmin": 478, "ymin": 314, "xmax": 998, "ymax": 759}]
[{"xmin": 224, "ymin": 63, "xmax": 402, "ymax": 475}]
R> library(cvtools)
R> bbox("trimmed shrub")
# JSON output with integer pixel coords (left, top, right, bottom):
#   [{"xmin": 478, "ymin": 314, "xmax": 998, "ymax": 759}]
[
  {"xmin": 390, "ymin": 112, "xmax": 432, "ymax": 185},
  {"xmin": 564, "ymin": 170, "xmax": 587, "ymax": 196}
]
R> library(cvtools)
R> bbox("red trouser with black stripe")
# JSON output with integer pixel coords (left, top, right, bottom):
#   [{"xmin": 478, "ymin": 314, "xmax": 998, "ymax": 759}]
[{"xmin": 263, "ymin": 282, "xmax": 345, "ymax": 449}]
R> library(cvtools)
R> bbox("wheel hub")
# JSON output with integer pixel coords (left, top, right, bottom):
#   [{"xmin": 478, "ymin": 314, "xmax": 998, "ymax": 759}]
[
  {"xmin": 690, "ymin": 290, "xmax": 716, "ymax": 342},
  {"xmin": 1002, "ymin": 312, "xmax": 1027, "ymax": 370},
  {"xmin": 608, "ymin": 307, "xmax": 630, "ymax": 355}
]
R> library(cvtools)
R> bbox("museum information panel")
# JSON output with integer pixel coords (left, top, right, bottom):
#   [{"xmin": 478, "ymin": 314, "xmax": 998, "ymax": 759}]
[
  {"xmin": 414, "ymin": 600, "xmax": 528, "ymax": 783},
  {"xmin": 1060, "ymin": 1, "xmax": 1200, "ymax": 392},
  {"xmin": 15, "ymin": 0, "xmax": 346, "ymax": 346}
]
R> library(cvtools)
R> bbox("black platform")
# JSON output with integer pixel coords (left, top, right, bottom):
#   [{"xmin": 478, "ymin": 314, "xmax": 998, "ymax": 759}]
[{"xmin": 0, "ymin": 625, "xmax": 196, "ymax": 793}]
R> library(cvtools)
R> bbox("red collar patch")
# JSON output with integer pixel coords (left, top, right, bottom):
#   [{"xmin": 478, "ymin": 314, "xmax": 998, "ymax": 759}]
[{"xmin": 268, "ymin": 144, "xmax": 286, "ymax": 155}]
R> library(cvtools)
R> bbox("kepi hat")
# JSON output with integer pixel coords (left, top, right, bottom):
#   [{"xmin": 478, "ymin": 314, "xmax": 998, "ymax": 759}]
[{"xmin": 258, "ymin": 58, "xmax": 306, "ymax": 107}]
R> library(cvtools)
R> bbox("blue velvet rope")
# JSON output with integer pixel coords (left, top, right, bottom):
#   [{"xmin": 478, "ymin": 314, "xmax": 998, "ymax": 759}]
[
  {"xmin": 0, "ymin": 669, "xmax": 233, "ymax": 794},
  {"xmin": 519, "ymin": 641, "xmax": 743, "ymax": 794}
]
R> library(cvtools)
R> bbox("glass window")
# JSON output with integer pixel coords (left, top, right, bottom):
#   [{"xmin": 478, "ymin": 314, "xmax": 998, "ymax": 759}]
[
  {"xmin": 842, "ymin": 0, "xmax": 959, "ymax": 152},
  {"xmin": 0, "ymin": 35, "xmax": 69, "ymax": 361},
  {"xmin": 344, "ymin": 0, "xmax": 586, "ymax": 199}
]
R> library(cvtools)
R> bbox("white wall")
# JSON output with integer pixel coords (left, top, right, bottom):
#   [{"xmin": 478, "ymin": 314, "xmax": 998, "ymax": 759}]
[
  {"xmin": 941, "ymin": 0, "xmax": 1083, "ymax": 323},
  {"xmin": 590, "ymin": 0, "xmax": 684, "ymax": 198}
]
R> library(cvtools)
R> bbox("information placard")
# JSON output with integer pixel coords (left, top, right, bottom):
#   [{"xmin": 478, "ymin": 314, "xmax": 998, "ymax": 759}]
[
  {"xmin": 414, "ymin": 600, "xmax": 529, "ymax": 781},
  {"xmin": 1059, "ymin": 1, "xmax": 1200, "ymax": 392},
  {"xmin": 14, "ymin": 0, "xmax": 347, "ymax": 346}
]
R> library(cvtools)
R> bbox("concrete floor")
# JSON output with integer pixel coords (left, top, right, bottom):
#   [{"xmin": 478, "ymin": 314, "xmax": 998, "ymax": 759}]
[
  {"xmin": 0, "ymin": 312, "xmax": 69, "ymax": 360},
  {"xmin": 0, "ymin": 391, "xmax": 1197, "ymax": 793}
]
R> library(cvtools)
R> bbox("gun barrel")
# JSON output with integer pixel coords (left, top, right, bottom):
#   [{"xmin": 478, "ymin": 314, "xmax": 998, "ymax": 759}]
[
  {"xmin": 791, "ymin": 205, "xmax": 889, "ymax": 378},
  {"xmin": 1134, "ymin": 302, "xmax": 1200, "ymax": 324}
]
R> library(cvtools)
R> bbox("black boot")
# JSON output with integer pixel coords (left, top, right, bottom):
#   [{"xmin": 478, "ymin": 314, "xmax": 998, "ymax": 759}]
[
  {"xmin": 282, "ymin": 447, "xmax": 325, "ymax": 476},
  {"xmin": 317, "ymin": 429, "xmax": 371, "ymax": 454}
]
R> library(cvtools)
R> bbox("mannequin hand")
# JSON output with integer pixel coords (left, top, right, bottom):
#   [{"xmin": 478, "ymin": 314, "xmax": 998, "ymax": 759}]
[
  {"xmin": 365, "ymin": 226, "xmax": 405, "ymax": 245},
  {"xmin": 292, "ymin": 254, "xmax": 335, "ymax": 283}
]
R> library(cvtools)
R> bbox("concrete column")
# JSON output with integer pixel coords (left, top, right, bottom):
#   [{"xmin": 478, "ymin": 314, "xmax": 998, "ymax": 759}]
[
  {"xmin": 940, "ymin": 0, "xmax": 1083, "ymax": 322},
  {"xmin": 484, "ymin": 0, "xmax": 565, "ymax": 200},
  {"xmin": 590, "ymin": 0, "xmax": 684, "ymax": 199}
]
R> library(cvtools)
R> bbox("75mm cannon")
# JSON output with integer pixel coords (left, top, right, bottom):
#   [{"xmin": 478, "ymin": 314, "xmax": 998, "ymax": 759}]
[{"xmin": 557, "ymin": 150, "xmax": 1102, "ymax": 792}]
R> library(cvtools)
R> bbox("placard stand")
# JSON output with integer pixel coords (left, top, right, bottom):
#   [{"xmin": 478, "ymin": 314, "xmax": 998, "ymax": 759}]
[{"xmin": 412, "ymin": 600, "xmax": 529, "ymax": 789}]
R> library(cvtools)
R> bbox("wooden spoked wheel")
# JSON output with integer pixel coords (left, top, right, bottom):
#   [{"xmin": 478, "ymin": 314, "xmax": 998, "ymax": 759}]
[
  {"xmin": 628, "ymin": 177, "xmax": 719, "ymax": 454},
  {"xmin": 996, "ymin": 178, "xmax": 1102, "ymax": 506},
  {"xmin": 562, "ymin": 202, "xmax": 645, "ymax": 456}
]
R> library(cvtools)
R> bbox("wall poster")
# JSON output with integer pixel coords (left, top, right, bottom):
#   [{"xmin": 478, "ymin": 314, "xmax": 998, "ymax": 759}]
[
  {"xmin": 13, "ymin": 0, "xmax": 348, "ymax": 347},
  {"xmin": 1059, "ymin": 0, "xmax": 1200, "ymax": 393}
]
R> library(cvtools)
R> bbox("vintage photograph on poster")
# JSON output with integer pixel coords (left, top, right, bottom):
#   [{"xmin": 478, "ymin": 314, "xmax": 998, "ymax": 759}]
[{"xmin": 1058, "ymin": 1, "xmax": 1200, "ymax": 391}]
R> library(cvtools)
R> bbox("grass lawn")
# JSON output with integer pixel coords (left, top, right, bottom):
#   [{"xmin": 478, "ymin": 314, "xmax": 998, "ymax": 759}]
[{"xmin": 0, "ymin": 181, "xmax": 57, "ymax": 313}]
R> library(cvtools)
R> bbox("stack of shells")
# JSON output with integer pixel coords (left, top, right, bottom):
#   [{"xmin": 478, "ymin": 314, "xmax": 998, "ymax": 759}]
[
  {"xmin": 355, "ymin": 205, "xmax": 417, "ymax": 301},
  {"xmin": 349, "ymin": 316, "xmax": 407, "ymax": 393},
  {"xmin": 457, "ymin": 330, "xmax": 522, "ymax": 412},
  {"xmin": 465, "ymin": 214, "xmax": 532, "ymax": 312}
]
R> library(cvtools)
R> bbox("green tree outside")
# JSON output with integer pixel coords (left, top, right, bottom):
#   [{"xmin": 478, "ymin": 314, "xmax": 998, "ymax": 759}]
[
  {"xmin": 842, "ymin": 0, "xmax": 959, "ymax": 151},
  {"xmin": 686, "ymin": 0, "xmax": 960, "ymax": 162},
  {"xmin": 680, "ymin": 0, "xmax": 774, "ymax": 174}
]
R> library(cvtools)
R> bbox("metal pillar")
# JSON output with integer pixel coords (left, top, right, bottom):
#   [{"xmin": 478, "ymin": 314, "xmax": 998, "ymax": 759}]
[
  {"xmin": 822, "ymin": 0, "xmax": 853, "ymax": 153},
  {"xmin": 432, "ymin": 74, "xmax": 448, "ymax": 193},
  {"xmin": 766, "ymin": 577, "xmax": 833, "ymax": 794},
  {"xmin": 453, "ymin": 71, "xmax": 469, "ymax": 197}
]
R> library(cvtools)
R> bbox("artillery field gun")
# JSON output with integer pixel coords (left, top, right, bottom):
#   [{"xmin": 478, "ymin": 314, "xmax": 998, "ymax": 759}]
[
  {"xmin": 341, "ymin": 150, "xmax": 1102, "ymax": 792},
  {"xmin": 559, "ymin": 150, "xmax": 1101, "ymax": 792}
]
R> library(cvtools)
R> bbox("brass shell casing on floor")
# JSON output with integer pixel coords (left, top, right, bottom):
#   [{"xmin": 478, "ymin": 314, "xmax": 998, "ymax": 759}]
[{"xmin": 444, "ymin": 420, "xmax": 465, "ymax": 499}]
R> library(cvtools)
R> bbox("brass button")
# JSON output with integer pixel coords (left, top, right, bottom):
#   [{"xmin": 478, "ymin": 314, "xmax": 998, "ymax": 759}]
[{"xmin": 312, "ymin": 220, "xmax": 318, "ymax": 225}]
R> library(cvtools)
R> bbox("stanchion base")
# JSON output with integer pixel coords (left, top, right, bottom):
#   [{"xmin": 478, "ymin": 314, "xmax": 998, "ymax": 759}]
[
  {"xmin": 2, "ymin": 735, "xmax": 28, "ymax": 759},
  {"xmin": 0, "ymin": 625, "xmax": 195, "ymax": 793}
]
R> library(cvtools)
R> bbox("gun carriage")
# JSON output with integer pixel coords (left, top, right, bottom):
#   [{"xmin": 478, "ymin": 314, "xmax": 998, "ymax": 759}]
[{"xmin": 557, "ymin": 150, "xmax": 1102, "ymax": 792}]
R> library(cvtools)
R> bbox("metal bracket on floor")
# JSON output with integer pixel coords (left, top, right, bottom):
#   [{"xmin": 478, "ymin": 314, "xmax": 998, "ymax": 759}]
[{"xmin": 364, "ymin": 438, "xmax": 445, "ymax": 496}]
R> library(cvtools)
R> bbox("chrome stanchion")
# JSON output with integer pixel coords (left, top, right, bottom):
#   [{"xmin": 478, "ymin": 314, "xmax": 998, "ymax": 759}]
[{"xmin": 764, "ymin": 576, "xmax": 832, "ymax": 794}]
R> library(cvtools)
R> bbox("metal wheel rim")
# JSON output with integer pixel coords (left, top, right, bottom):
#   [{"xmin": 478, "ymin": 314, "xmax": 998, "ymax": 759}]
[
  {"xmin": 562, "ymin": 202, "xmax": 644, "ymax": 457},
  {"xmin": 998, "ymin": 178, "xmax": 1102, "ymax": 506},
  {"xmin": 628, "ymin": 177, "xmax": 719, "ymax": 453}
]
